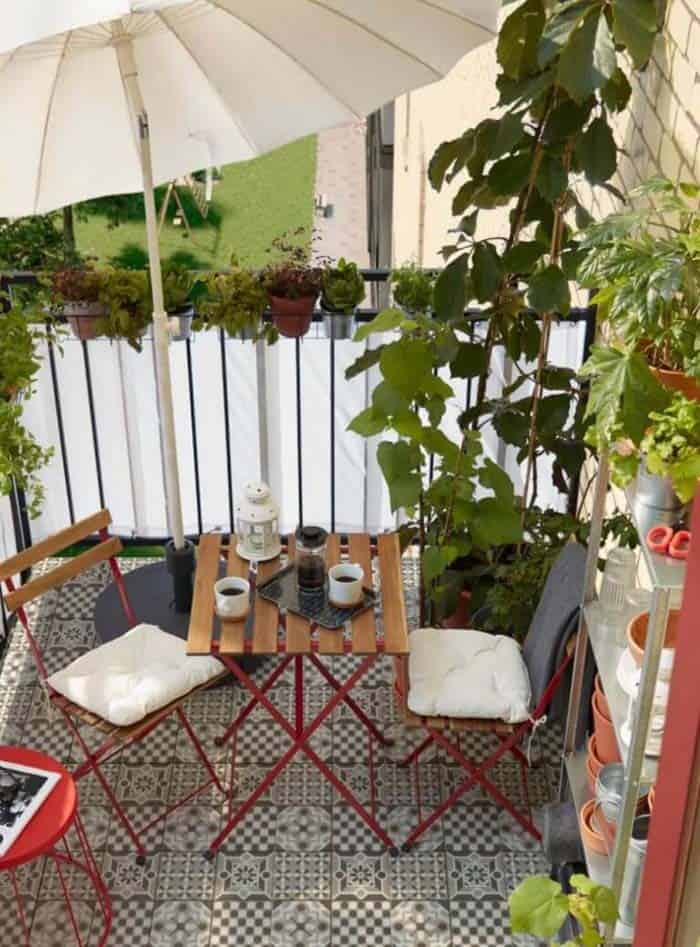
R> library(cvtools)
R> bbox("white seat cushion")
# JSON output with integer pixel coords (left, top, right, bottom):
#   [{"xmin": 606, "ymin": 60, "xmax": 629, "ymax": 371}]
[
  {"xmin": 407, "ymin": 627, "xmax": 531, "ymax": 723},
  {"xmin": 47, "ymin": 623, "xmax": 222, "ymax": 727}
]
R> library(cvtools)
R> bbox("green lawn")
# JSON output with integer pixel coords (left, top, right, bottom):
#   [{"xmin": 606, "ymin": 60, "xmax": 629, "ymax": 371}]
[{"xmin": 75, "ymin": 135, "xmax": 317, "ymax": 269}]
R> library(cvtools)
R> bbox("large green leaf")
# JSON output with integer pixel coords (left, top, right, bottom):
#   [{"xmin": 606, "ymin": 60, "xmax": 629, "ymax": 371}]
[
  {"xmin": 428, "ymin": 134, "xmax": 472, "ymax": 191},
  {"xmin": 471, "ymin": 497, "xmax": 523, "ymax": 548},
  {"xmin": 493, "ymin": 405, "xmax": 531, "ymax": 445},
  {"xmin": 488, "ymin": 152, "xmax": 532, "ymax": 197},
  {"xmin": 537, "ymin": 393, "xmax": 572, "ymax": 435},
  {"xmin": 612, "ymin": 0, "xmax": 657, "ymax": 68},
  {"xmin": 353, "ymin": 308, "xmax": 405, "ymax": 342},
  {"xmin": 450, "ymin": 342, "xmax": 489, "ymax": 378},
  {"xmin": 433, "ymin": 254, "xmax": 469, "ymax": 322},
  {"xmin": 538, "ymin": 0, "xmax": 590, "ymax": 66},
  {"xmin": 421, "ymin": 428, "xmax": 460, "ymax": 466},
  {"xmin": 472, "ymin": 243, "xmax": 504, "ymax": 302},
  {"xmin": 379, "ymin": 340, "xmax": 433, "ymax": 397},
  {"xmin": 581, "ymin": 345, "xmax": 671, "ymax": 445},
  {"xmin": 527, "ymin": 264, "xmax": 571, "ymax": 314},
  {"xmin": 347, "ymin": 406, "xmax": 387, "ymax": 437},
  {"xmin": 376, "ymin": 440, "xmax": 422, "ymax": 511},
  {"xmin": 544, "ymin": 98, "xmax": 594, "ymax": 142},
  {"xmin": 344, "ymin": 345, "xmax": 383, "ymax": 380},
  {"xmin": 576, "ymin": 116, "xmax": 617, "ymax": 184},
  {"xmin": 536, "ymin": 153, "xmax": 568, "ymax": 201},
  {"xmin": 510, "ymin": 876, "xmax": 570, "ymax": 938},
  {"xmin": 503, "ymin": 241, "xmax": 544, "ymax": 274},
  {"xmin": 601, "ymin": 67, "xmax": 632, "ymax": 111},
  {"xmin": 372, "ymin": 380, "xmax": 409, "ymax": 416},
  {"xmin": 479, "ymin": 457, "xmax": 516, "ymax": 503},
  {"xmin": 557, "ymin": 7, "xmax": 617, "ymax": 102},
  {"xmin": 497, "ymin": 0, "xmax": 546, "ymax": 79},
  {"xmin": 422, "ymin": 545, "xmax": 460, "ymax": 584}
]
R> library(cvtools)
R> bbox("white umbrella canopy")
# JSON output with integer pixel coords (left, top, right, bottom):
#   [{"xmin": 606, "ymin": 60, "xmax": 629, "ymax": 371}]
[{"xmin": 0, "ymin": 0, "xmax": 497, "ymax": 555}]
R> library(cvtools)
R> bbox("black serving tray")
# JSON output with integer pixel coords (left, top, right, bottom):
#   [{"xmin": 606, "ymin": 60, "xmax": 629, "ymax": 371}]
[{"xmin": 256, "ymin": 563, "xmax": 375, "ymax": 629}]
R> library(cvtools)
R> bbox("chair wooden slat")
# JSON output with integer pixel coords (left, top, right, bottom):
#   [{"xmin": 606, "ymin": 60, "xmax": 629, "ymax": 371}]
[
  {"xmin": 348, "ymin": 533, "xmax": 377, "ymax": 654},
  {"xmin": 219, "ymin": 536, "xmax": 248, "ymax": 654},
  {"xmin": 319, "ymin": 533, "xmax": 343, "ymax": 655},
  {"xmin": 282, "ymin": 537, "xmax": 311, "ymax": 653},
  {"xmin": 252, "ymin": 557, "xmax": 281, "ymax": 654},
  {"xmin": 0, "ymin": 509, "xmax": 113, "ymax": 581},
  {"xmin": 4, "ymin": 537, "xmax": 123, "ymax": 612},
  {"xmin": 186, "ymin": 533, "xmax": 220, "ymax": 655},
  {"xmin": 377, "ymin": 533, "xmax": 409, "ymax": 655}
]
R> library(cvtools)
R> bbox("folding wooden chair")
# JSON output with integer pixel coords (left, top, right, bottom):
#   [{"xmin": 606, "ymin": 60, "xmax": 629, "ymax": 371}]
[
  {"xmin": 395, "ymin": 543, "xmax": 587, "ymax": 851},
  {"xmin": 0, "ymin": 510, "xmax": 226, "ymax": 863}
]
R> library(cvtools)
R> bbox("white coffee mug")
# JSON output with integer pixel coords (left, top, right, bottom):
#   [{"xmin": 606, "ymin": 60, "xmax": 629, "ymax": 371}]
[
  {"xmin": 328, "ymin": 562, "xmax": 364, "ymax": 607},
  {"xmin": 215, "ymin": 576, "xmax": 250, "ymax": 620}
]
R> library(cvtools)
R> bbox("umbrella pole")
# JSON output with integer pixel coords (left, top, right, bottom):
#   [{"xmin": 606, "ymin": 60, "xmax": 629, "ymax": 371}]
[{"xmin": 114, "ymin": 30, "xmax": 194, "ymax": 612}]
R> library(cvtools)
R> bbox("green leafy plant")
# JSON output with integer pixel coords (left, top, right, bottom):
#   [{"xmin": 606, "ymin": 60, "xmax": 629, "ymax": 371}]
[
  {"xmin": 263, "ymin": 232, "xmax": 321, "ymax": 300},
  {"xmin": 346, "ymin": 308, "xmax": 522, "ymax": 622},
  {"xmin": 640, "ymin": 394, "xmax": 700, "ymax": 503},
  {"xmin": 161, "ymin": 263, "xmax": 195, "ymax": 313},
  {"xmin": 48, "ymin": 266, "xmax": 104, "ymax": 303},
  {"xmin": 0, "ymin": 303, "xmax": 56, "ymax": 518},
  {"xmin": 576, "ymin": 177, "xmax": 700, "ymax": 380},
  {"xmin": 195, "ymin": 261, "xmax": 276, "ymax": 343},
  {"xmin": 424, "ymin": 0, "xmax": 661, "ymax": 509},
  {"xmin": 391, "ymin": 264, "xmax": 435, "ymax": 314},
  {"xmin": 97, "ymin": 267, "xmax": 151, "ymax": 351},
  {"xmin": 510, "ymin": 873, "xmax": 618, "ymax": 945},
  {"xmin": 321, "ymin": 258, "xmax": 365, "ymax": 314},
  {"xmin": 0, "ymin": 215, "xmax": 66, "ymax": 271},
  {"xmin": 475, "ymin": 508, "xmax": 637, "ymax": 640}
]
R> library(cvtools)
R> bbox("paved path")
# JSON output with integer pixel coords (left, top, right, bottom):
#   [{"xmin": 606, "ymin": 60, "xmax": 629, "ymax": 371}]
[{"xmin": 312, "ymin": 122, "xmax": 369, "ymax": 266}]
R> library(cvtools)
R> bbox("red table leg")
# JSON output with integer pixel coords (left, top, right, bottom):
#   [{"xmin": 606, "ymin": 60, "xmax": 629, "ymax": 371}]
[{"xmin": 206, "ymin": 653, "xmax": 397, "ymax": 857}]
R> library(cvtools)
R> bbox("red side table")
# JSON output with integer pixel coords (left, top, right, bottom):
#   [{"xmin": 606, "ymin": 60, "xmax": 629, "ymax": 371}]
[{"xmin": 0, "ymin": 746, "xmax": 112, "ymax": 946}]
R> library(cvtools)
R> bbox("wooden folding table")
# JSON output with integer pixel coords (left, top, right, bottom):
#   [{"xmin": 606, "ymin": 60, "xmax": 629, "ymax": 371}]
[{"xmin": 186, "ymin": 531, "xmax": 410, "ymax": 857}]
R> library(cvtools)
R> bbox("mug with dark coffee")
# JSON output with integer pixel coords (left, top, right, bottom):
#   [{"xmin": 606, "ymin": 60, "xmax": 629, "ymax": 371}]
[
  {"xmin": 215, "ymin": 576, "xmax": 250, "ymax": 620},
  {"xmin": 328, "ymin": 563, "xmax": 364, "ymax": 607}
]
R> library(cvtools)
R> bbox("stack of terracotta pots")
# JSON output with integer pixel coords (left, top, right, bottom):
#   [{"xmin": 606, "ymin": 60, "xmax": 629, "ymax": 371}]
[{"xmin": 586, "ymin": 675, "xmax": 621, "ymax": 794}]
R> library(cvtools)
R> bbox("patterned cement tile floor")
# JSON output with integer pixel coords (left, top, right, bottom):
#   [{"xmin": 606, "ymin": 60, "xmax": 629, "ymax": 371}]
[{"xmin": 0, "ymin": 557, "xmax": 558, "ymax": 946}]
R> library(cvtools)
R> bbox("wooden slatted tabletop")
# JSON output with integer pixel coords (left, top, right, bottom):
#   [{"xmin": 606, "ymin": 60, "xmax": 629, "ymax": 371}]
[{"xmin": 186, "ymin": 532, "xmax": 409, "ymax": 658}]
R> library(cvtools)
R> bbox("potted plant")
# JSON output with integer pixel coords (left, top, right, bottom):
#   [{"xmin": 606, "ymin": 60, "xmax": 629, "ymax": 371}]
[
  {"xmin": 510, "ymin": 873, "xmax": 618, "ymax": 945},
  {"xmin": 576, "ymin": 177, "xmax": 700, "ymax": 401},
  {"xmin": 635, "ymin": 394, "xmax": 700, "ymax": 508},
  {"xmin": 263, "ymin": 234, "xmax": 321, "ymax": 338},
  {"xmin": 0, "ymin": 304, "xmax": 46, "ymax": 400},
  {"xmin": 195, "ymin": 260, "xmax": 274, "ymax": 343},
  {"xmin": 162, "ymin": 263, "xmax": 196, "ymax": 342},
  {"xmin": 320, "ymin": 258, "xmax": 365, "ymax": 340},
  {"xmin": 97, "ymin": 267, "xmax": 151, "ymax": 352},
  {"xmin": 48, "ymin": 266, "xmax": 106, "ymax": 341},
  {"xmin": 391, "ymin": 263, "xmax": 435, "ymax": 314}
]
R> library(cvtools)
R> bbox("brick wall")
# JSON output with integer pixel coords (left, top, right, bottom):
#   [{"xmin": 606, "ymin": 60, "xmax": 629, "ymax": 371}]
[{"xmin": 584, "ymin": 0, "xmax": 700, "ymax": 220}]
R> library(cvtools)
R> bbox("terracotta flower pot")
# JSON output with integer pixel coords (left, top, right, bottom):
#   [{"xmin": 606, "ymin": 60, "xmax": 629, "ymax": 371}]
[
  {"xmin": 440, "ymin": 589, "xmax": 472, "ymax": 629},
  {"xmin": 648, "ymin": 784, "xmax": 656, "ymax": 814},
  {"xmin": 62, "ymin": 301, "xmax": 106, "ymax": 341},
  {"xmin": 594, "ymin": 674, "xmax": 610, "ymax": 719},
  {"xmin": 587, "ymin": 734, "xmax": 605, "ymax": 788},
  {"xmin": 586, "ymin": 753, "xmax": 599, "ymax": 796},
  {"xmin": 651, "ymin": 366, "xmax": 700, "ymax": 402},
  {"xmin": 627, "ymin": 609, "xmax": 680, "ymax": 668},
  {"xmin": 268, "ymin": 294, "xmax": 317, "ymax": 338},
  {"xmin": 592, "ymin": 692, "xmax": 621, "ymax": 763},
  {"xmin": 580, "ymin": 799, "xmax": 607, "ymax": 855}
]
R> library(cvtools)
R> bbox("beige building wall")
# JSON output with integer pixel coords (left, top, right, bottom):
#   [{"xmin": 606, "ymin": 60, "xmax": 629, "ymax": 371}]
[{"xmin": 392, "ymin": 0, "xmax": 700, "ymax": 266}]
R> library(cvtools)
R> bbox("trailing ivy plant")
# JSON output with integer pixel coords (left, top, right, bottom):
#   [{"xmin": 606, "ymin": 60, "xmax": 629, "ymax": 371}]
[
  {"xmin": 424, "ymin": 0, "xmax": 662, "ymax": 510},
  {"xmin": 347, "ymin": 308, "xmax": 522, "ymax": 621}
]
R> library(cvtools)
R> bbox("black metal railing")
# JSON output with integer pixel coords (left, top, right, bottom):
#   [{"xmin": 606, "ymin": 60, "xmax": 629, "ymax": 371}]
[{"xmin": 1, "ymin": 270, "xmax": 596, "ymax": 563}]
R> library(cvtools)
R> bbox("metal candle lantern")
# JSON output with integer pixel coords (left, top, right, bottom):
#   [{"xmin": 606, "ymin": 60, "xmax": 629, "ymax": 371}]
[{"xmin": 235, "ymin": 482, "xmax": 281, "ymax": 562}]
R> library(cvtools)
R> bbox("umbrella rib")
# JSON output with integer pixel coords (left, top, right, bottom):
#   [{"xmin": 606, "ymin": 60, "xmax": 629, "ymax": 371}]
[
  {"xmin": 154, "ymin": 10, "xmax": 258, "ymax": 157},
  {"xmin": 206, "ymin": 0, "xmax": 362, "ymax": 121},
  {"xmin": 298, "ymin": 0, "xmax": 443, "ymax": 78},
  {"xmin": 33, "ymin": 31, "xmax": 73, "ymax": 215},
  {"xmin": 414, "ymin": 0, "xmax": 496, "ymax": 37}
]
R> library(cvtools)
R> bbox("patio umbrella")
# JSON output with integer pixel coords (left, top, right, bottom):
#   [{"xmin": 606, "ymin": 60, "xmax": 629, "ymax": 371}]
[{"xmin": 0, "ymin": 0, "xmax": 497, "ymax": 603}]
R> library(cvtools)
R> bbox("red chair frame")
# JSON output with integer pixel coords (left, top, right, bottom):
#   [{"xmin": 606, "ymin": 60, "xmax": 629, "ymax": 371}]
[
  {"xmin": 0, "ymin": 509, "xmax": 225, "ymax": 863},
  {"xmin": 395, "ymin": 647, "xmax": 574, "ymax": 851}
]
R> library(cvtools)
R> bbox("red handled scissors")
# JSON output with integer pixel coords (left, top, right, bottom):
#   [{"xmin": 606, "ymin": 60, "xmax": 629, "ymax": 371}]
[{"xmin": 646, "ymin": 525, "xmax": 691, "ymax": 560}]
